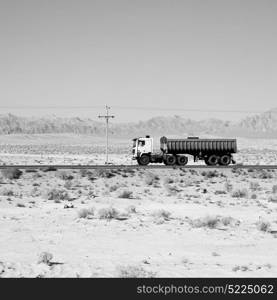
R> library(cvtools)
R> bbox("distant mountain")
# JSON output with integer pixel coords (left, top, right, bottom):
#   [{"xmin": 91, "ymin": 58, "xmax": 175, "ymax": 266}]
[
  {"xmin": 1, "ymin": 109, "xmax": 277, "ymax": 138},
  {"xmin": 0, "ymin": 114, "xmax": 105, "ymax": 135},
  {"xmin": 238, "ymin": 108, "xmax": 277, "ymax": 137}
]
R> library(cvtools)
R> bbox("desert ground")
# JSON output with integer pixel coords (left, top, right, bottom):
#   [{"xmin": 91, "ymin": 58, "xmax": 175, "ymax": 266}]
[{"xmin": 0, "ymin": 134, "xmax": 277, "ymax": 277}]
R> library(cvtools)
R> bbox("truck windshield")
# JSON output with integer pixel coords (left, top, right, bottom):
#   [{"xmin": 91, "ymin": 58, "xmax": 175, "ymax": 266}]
[
  {"xmin": 138, "ymin": 141, "xmax": 145, "ymax": 146},
  {"xmin": 133, "ymin": 140, "xmax": 137, "ymax": 147}
]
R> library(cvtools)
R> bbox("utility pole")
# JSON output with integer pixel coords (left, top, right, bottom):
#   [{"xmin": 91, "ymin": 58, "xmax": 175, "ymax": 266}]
[{"xmin": 98, "ymin": 105, "xmax": 115, "ymax": 164}]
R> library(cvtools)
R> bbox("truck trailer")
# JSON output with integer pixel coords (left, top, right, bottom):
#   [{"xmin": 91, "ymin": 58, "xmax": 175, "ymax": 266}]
[{"xmin": 132, "ymin": 135, "xmax": 237, "ymax": 166}]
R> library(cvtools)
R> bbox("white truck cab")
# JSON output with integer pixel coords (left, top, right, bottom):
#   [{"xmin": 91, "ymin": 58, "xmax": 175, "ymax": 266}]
[{"xmin": 132, "ymin": 135, "xmax": 153, "ymax": 159}]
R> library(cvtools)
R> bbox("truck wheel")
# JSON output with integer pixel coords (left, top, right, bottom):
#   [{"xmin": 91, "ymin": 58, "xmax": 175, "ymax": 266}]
[
  {"xmin": 205, "ymin": 155, "xmax": 219, "ymax": 166},
  {"xmin": 164, "ymin": 155, "xmax": 176, "ymax": 166},
  {"xmin": 137, "ymin": 155, "xmax": 150, "ymax": 166},
  {"xmin": 177, "ymin": 155, "xmax": 188, "ymax": 166},
  {"xmin": 219, "ymin": 155, "xmax": 231, "ymax": 166}
]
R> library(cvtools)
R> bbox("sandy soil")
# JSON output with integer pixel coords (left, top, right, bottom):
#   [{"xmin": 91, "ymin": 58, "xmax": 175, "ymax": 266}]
[{"xmin": 1, "ymin": 167, "xmax": 277, "ymax": 277}]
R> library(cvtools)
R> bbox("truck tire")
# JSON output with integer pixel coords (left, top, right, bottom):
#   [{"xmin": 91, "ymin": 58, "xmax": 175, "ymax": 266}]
[
  {"xmin": 164, "ymin": 155, "xmax": 176, "ymax": 166},
  {"xmin": 137, "ymin": 155, "xmax": 150, "ymax": 166},
  {"xmin": 219, "ymin": 155, "xmax": 231, "ymax": 166},
  {"xmin": 177, "ymin": 155, "xmax": 188, "ymax": 166},
  {"xmin": 205, "ymin": 154, "xmax": 219, "ymax": 166}
]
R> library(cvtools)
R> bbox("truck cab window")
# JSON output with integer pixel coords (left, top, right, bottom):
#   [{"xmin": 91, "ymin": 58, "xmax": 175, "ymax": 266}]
[{"xmin": 138, "ymin": 141, "xmax": 145, "ymax": 146}]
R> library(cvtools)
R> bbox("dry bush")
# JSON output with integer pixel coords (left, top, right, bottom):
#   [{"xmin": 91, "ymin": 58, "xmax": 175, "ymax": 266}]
[
  {"xmin": 120, "ymin": 169, "xmax": 136, "ymax": 178},
  {"xmin": 201, "ymin": 170, "xmax": 220, "ymax": 178},
  {"xmin": 152, "ymin": 209, "xmax": 171, "ymax": 220},
  {"xmin": 231, "ymin": 188, "xmax": 248, "ymax": 198},
  {"xmin": 16, "ymin": 202, "xmax": 25, "ymax": 208},
  {"xmin": 249, "ymin": 170, "xmax": 273, "ymax": 179},
  {"xmin": 30, "ymin": 187, "xmax": 41, "ymax": 197},
  {"xmin": 269, "ymin": 195, "xmax": 277, "ymax": 203},
  {"xmin": 45, "ymin": 188, "xmax": 70, "ymax": 201},
  {"xmin": 56, "ymin": 171, "xmax": 74, "ymax": 181},
  {"xmin": 272, "ymin": 185, "xmax": 277, "ymax": 194},
  {"xmin": 0, "ymin": 188, "xmax": 15, "ymax": 196},
  {"xmin": 256, "ymin": 220, "xmax": 271, "ymax": 232},
  {"xmin": 92, "ymin": 169, "xmax": 116, "ymax": 179},
  {"xmin": 220, "ymin": 216, "xmax": 237, "ymax": 226},
  {"xmin": 126, "ymin": 205, "xmax": 137, "ymax": 214},
  {"xmin": 192, "ymin": 215, "xmax": 219, "ymax": 229},
  {"xmin": 249, "ymin": 181, "xmax": 260, "ymax": 192},
  {"xmin": 144, "ymin": 172, "xmax": 159, "ymax": 186},
  {"xmin": 109, "ymin": 185, "xmax": 118, "ymax": 192},
  {"xmin": 64, "ymin": 180, "xmax": 73, "ymax": 190},
  {"xmin": 78, "ymin": 207, "xmax": 94, "ymax": 218},
  {"xmin": 163, "ymin": 177, "xmax": 174, "ymax": 185},
  {"xmin": 98, "ymin": 207, "xmax": 119, "ymax": 219},
  {"xmin": 191, "ymin": 215, "xmax": 239, "ymax": 229},
  {"xmin": 164, "ymin": 184, "xmax": 181, "ymax": 195},
  {"xmin": 37, "ymin": 252, "xmax": 53, "ymax": 265},
  {"xmin": 1, "ymin": 168, "xmax": 22, "ymax": 180},
  {"xmin": 116, "ymin": 265, "xmax": 156, "ymax": 278},
  {"xmin": 118, "ymin": 190, "xmax": 133, "ymax": 199}
]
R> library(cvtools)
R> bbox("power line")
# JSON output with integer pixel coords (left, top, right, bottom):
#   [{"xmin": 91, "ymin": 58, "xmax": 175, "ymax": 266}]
[
  {"xmin": 98, "ymin": 105, "xmax": 115, "ymax": 164},
  {"xmin": 0, "ymin": 105, "xmax": 273, "ymax": 114}
]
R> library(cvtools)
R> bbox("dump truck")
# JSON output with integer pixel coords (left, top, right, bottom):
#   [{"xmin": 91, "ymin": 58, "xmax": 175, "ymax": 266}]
[{"xmin": 132, "ymin": 135, "xmax": 237, "ymax": 166}]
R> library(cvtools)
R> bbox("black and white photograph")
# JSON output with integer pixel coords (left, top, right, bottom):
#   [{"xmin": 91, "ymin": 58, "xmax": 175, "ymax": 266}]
[{"xmin": 0, "ymin": 0, "xmax": 277, "ymax": 296}]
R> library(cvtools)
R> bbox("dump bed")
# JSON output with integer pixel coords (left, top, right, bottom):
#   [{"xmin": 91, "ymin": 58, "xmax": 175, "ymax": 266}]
[{"xmin": 160, "ymin": 136, "xmax": 237, "ymax": 154}]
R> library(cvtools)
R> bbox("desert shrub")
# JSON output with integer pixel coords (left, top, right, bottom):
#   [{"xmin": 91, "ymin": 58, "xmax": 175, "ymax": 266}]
[
  {"xmin": 249, "ymin": 181, "xmax": 260, "ymax": 192},
  {"xmin": 16, "ymin": 202, "xmax": 25, "ymax": 208},
  {"xmin": 30, "ymin": 187, "xmax": 41, "ymax": 197},
  {"xmin": 272, "ymin": 185, "xmax": 277, "ymax": 194},
  {"xmin": 119, "ymin": 168, "xmax": 136, "ymax": 177},
  {"xmin": 56, "ymin": 171, "xmax": 74, "ymax": 181},
  {"xmin": 126, "ymin": 205, "xmax": 137, "ymax": 214},
  {"xmin": 1, "ymin": 168, "xmax": 22, "ymax": 180},
  {"xmin": 191, "ymin": 215, "xmax": 239, "ymax": 229},
  {"xmin": 251, "ymin": 194, "xmax": 257, "ymax": 199},
  {"xmin": 78, "ymin": 207, "xmax": 94, "ymax": 218},
  {"xmin": 165, "ymin": 182, "xmax": 181, "ymax": 195},
  {"xmin": 152, "ymin": 209, "xmax": 171, "ymax": 220},
  {"xmin": 269, "ymin": 195, "xmax": 277, "ymax": 203},
  {"xmin": 256, "ymin": 220, "xmax": 271, "ymax": 232},
  {"xmin": 192, "ymin": 215, "xmax": 219, "ymax": 229},
  {"xmin": 37, "ymin": 252, "xmax": 53, "ymax": 265},
  {"xmin": 80, "ymin": 169, "xmax": 91, "ymax": 177},
  {"xmin": 144, "ymin": 172, "xmax": 159, "ymax": 185},
  {"xmin": 64, "ymin": 180, "xmax": 73, "ymax": 190},
  {"xmin": 231, "ymin": 188, "xmax": 248, "ymax": 198},
  {"xmin": 0, "ymin": 188, "xmax": 15, "ymax": 196},
  {"xmin": 118, "ymin": 190, "xmax": 133, "ymax": 199},
  {"xmin": 45, "ymin": 188, "xmax": 70, "ymax": 201},
  {"xmin": 221, "ymin": 216, "xmax": 236, "ymax": 226},
  {"xmin": 109, "ymin": 185, "xmax": 118, "ymax": 192},
  {"xmin": 189, "ymin": 169, "xmax": 199, "ymax": 176},
  {"xmin": 163, "ymin": 177, "xmax": 174, "ymax": 185},
  {"xmin": 92, "ymin": 169, "xmax": 116, "ymax": 178},
  {"xmin": 116, "ymin": 265, "xmax": 156, "ymax": 278},
  {"xmin": 215, "ymin": 190, "xmax": 226, "ymax": 195},
  {"xmin": 201, "ymin": 170, "xmax": 220, "ymax": 178},
  {"xmin": 250, "ymin": 170, "xmax": 273, "ymax": 179},
  {"xmin": 98, "ymin": 207, "xmax": 119, "ymax": 219},
  {"xmin": 232, "ymin": 265, "xmax": 250, "ymax": 272}
]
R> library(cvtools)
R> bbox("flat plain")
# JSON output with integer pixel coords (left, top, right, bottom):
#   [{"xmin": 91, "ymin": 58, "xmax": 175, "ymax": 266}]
[{"xmin": 0, "ymin": 134, "xmax": 277, "ymax": 277}]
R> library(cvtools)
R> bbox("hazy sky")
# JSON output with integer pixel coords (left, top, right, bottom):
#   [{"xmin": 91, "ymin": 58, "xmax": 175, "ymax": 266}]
[{"xmin": 0, "ymin": 0, "xmax": 277, "ymax": 122}]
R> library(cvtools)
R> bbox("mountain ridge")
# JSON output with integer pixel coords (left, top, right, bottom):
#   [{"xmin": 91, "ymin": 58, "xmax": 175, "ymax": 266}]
[{"xmin": 1, "ymin": 109, "xmax": 277, "ymax": 138}]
